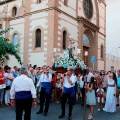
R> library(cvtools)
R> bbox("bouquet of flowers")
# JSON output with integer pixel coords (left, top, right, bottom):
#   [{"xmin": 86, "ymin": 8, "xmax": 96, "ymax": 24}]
[{"xmin": 54, "ymin": 57, "xmax": 86, "ymax": 70}]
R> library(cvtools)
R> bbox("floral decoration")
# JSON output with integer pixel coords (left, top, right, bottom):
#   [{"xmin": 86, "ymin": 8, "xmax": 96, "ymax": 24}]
[{"xmin": 54, "ymin": 57, "xmax": 86, "ymax": 70}]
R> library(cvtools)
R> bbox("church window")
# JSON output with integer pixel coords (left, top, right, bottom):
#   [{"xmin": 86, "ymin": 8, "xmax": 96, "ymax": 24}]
[
  {"xmin": 63, "ymin": 30, "xmax": 67, "ymax": 49},
  {"xmin": 83, "ymin": 0, "xmax": 93, "ymax": 19},
  {"xmin": 0, "ymin": 24, "xmax": 2, "ymax": 37},
  {"xmin": 12, "ymin": 7, "xmax": 17, "ymax": 17},
  {"xmin": 101, "ymin": 45, "xmax": 104, "ymax": 58},
  {"xmin": 35, "ymin": 29, "xmax": 41, "ymax": 47},
  {"xmin": 83, "ymin": 34, "xmax": 90, "ymax": 45},
  {"xmin": 0, "ymin": 24, "xmax": 2, "ymax": 31},
  {"xmin": 37, "ymin": 0, "xmax": 41, "ymax": 4},
  {"xmin": 13, "ymin": 33, "xmax": 18, "ymax": 50},
  {"xmin": 64, "ymin": 0, "xmax": 68, "ymax": 6}
]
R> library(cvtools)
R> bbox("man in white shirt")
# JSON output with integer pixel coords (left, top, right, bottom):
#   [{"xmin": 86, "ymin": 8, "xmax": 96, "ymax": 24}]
[
  {"xmin": 86, "ymin": 68, "xmax": 94, "ymax": 83},
  {"xmin": 10, "ymin": 66, "xmax": 37, "ymax": 120},
  {"xmin": 59, "ymin": 68, "xmax": 77, "ymax": 120},
  {"xmin": 36, "ymin": 65, "xmax": 52, "ymax": 116}
]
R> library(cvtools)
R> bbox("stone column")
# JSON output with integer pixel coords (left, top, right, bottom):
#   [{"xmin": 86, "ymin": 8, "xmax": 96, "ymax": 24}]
[
  {"xmin": 78, "ymin": 21, "xmax": 83, "ymax": 59},
  {"xmin": 23, "ymin": 0, "xmax": 31, "ymax": 65}
]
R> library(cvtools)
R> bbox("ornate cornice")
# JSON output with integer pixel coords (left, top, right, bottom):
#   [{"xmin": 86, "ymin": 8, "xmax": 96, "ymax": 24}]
[
  {"xmin": 0, "ymin": 0, "xmax": 15, "ymax": 5},
  {"xmin": 77, "ymin": 16, "xmax": 100, "ymax": 31}
]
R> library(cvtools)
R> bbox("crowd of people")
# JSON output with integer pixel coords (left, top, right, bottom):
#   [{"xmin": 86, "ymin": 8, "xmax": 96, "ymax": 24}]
[{"xmin": 0, "ymin": 64, "xmax": 120, "ymax": 120}]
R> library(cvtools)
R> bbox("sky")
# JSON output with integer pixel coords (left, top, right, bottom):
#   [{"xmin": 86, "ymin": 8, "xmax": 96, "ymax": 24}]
[{"xmin": 106, "ymin": 0, "xmax": 120, "ymax": 56}]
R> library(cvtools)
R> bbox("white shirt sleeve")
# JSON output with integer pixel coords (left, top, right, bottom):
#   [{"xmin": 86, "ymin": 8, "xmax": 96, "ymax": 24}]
[
  {"xmin": 48, "ymin": 73, "xmax": 52, "ymax": 82},
  {"xmin": 71, "ymin": 75, "xmax": 77, "ymax": 84},
  {"xmin": 37, "ymin": 79, "xmax": 41, "ymax": 87},
  {"xmin": 40, "ymin": 73, "xmax": 52, "ymax": 82},
  {"xmin": 29, "ymin": 78, "xmax": 37, "ymax": 98},
  {"xmin": 10, "ymin": 81, "xmax": 15, "ymax": 99},
  {"xmin": 102, "ymin": 89, "xmax": 104, "ymax": 93},
  {"xmin": 4, "ymin": 73, "xmax": 8, "ymax": 78},
  {"xmin": 96, "ymin": 89, "xmax": 99, "ymax": 93}
]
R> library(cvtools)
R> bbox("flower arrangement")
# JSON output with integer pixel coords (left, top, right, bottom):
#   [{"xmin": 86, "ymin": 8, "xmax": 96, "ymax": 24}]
[{"xmin": 54, "ymin": 57, "xmax": 86, "ymax": 70}]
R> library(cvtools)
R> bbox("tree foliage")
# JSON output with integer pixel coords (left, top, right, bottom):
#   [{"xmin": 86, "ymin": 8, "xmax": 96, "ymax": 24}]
[{"xmin": 0, "ymin": 28, "xmax": 22, "ymax": 65}]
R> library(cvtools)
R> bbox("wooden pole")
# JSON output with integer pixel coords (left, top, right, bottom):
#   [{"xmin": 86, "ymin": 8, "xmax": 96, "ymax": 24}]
[{"xmin": 83, "ymin": 88, "xmax": 86, "ymax": 119}]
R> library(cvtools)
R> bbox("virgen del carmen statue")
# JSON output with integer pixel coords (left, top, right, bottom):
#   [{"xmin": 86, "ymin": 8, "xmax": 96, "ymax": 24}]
[{"xmin": 53, "ymin": 40, "xmax": 86, "ymax": 75}]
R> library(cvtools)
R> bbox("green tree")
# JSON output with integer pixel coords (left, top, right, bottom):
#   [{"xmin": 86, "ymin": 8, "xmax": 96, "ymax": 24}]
[{"xmin": 0, "ymin": 28, "xmax": 22, "ymax": 65}]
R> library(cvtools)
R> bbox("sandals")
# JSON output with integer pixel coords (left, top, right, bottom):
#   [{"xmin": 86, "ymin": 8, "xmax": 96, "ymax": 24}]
[{"xmin": 87, "ymin": 115, "xmax": 93, "ymax": 120}]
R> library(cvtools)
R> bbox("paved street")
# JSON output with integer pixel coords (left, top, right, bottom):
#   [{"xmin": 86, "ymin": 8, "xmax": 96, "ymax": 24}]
[{"xmin": 0, "ymin": 101, "xmax": 120, "ymax": 120}]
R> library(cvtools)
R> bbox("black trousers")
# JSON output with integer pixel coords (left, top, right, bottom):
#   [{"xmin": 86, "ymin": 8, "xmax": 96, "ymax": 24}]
[
  {"xmin": 61, "ymin": 93, "xmax": 74, "ymax": 117},
  {"xmin": 15, "ymin": 99, "xmax": 32, "ymax": 120},
  {"xmin": 39, "ymin": 88, "xmax": 51, "ymax": 113}
]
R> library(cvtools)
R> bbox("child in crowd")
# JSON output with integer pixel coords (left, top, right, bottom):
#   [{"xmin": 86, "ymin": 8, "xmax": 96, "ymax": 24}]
[
  {"xmin": 96, "ymin": 84, "xmax": 104, "ymax": 111},
  {"xmin": 56, "ymin": 79, "xmax": 62, "ymax": 103},
  {"xmin": 85, "ymin": 77, "xmax": 96, "ymax": 120}
]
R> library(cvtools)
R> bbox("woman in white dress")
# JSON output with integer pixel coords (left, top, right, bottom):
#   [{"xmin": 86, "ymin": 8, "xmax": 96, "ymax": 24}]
[{"xmin": 103, "ymin": 72, "xmax": 117, "ymax": 113}]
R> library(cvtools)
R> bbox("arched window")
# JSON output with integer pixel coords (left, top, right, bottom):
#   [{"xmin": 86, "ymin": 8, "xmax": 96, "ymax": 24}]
[
  {"xmin": 83, "ymin": 34, "xmax": 90, "ymax": 45},
  {"xmin": 83, "ymin": 0, "xmax": 93, "ymax": 19},
  {"xmin": 12, "ymin": 7, "xmax": 17, "ymax": 17},
  {"xmin": 35, "ymin": 29, "xmax": 41, "ymax": 47},
  {"xmin": 63, "ymin": 31, "xmax": 67, "ymax": 49},
  {"xmin": 13, "ymin": 33, "xmax": 18, "ymax": 49},
  {"xmin": 0, "ymin": 24, "xmax": 2, "ymax": 37},
  {"xmin": 0, "ymin": 24, "xmax": 2, "ymax": 31},
  {"xmin": 101, "ymin": 45, "xmax": 104, "ymax": 58},
  {"xmin": 64, "ymin": 0, "xmax": 68, "ymax": 6},
  {"xmin": 37, "ymin": 0, "xmax": 41, "ymax": 4}
]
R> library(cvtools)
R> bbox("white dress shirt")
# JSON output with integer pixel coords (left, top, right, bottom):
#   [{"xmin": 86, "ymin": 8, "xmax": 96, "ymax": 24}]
[
  {"xmin": 63, "ymin": 74, "xmax": 77, "ymax": 88},
  {"xmin": 10, "ymin": 74, "xmax": 36, "ymax": 99},
  {"xmin": 4, "ymin": 73, "xmax": 14, "ymax": 86},
  {"xmin": 80, "ymin": 76, "xmax": 84, "ymax": 88},
  {"xmin": 87, "ymin": 72, "xmax": 94, "ymax": 83},
  {"xmin": 37, "ymin": 72, "xmax": 52, "ymax": 87}
]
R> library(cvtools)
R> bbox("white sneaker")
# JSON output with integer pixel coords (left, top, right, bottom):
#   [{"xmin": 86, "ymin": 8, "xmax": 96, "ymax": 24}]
[
  {"xmin": 23, "ymin": 111, "xmax": 25, "ymax": 115},
  {"xmin": 98, "ymin": 109, "xmax": 100, "ymax": 111},
  {"xmin": 87, "ymin": 115, "xmax": 93, "ymax": 120}
]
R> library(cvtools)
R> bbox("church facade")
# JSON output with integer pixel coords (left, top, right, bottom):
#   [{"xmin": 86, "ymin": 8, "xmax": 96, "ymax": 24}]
[{"xmin": 0, "ymin": 0, "xmax": 106, "ymax": 70}]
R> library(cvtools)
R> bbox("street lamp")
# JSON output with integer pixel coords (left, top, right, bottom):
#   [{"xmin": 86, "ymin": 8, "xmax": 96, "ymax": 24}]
[{"xmin": 117, "ymin": 47, "xmax": 120, "ymax": 61}]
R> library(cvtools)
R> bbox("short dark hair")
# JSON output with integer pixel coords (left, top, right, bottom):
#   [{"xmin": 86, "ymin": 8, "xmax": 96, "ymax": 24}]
[
  {"xmin": 6, "ymin": 67, "xmax": 11, "ymax": 72},
  {"xmin": 14, "ymin": 66, "xmax": 17, "ymax": 69},
  {"xmin": 33, "ymin": 65, "xmax": 37, "ymax": 69}
]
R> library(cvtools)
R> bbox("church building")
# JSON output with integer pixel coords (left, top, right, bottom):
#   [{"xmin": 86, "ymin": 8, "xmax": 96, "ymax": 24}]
[{"xmin": 0, "ymin": 0, "xmax": 106, "ymax": 70}]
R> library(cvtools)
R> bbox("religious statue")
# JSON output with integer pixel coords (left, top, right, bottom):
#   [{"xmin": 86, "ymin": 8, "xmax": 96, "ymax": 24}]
[{"xmin": 68, "ymin": 40, "xmax": 75, "ymax": 59}]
